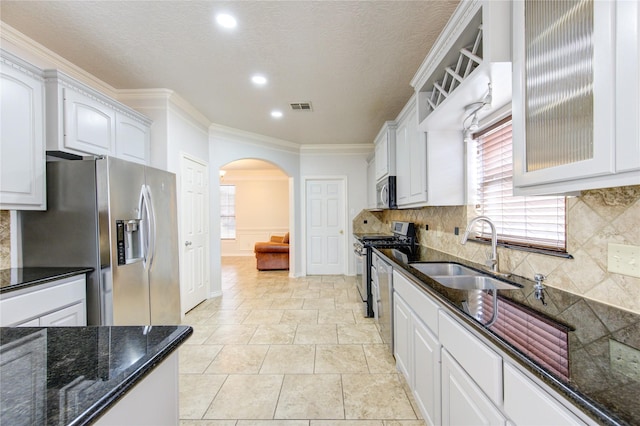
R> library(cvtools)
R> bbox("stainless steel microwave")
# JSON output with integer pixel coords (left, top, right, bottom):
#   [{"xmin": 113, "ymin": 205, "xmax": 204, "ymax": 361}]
[{"xmin": 376, "ymin": 176, "xmax": 397, "ymax": 209}]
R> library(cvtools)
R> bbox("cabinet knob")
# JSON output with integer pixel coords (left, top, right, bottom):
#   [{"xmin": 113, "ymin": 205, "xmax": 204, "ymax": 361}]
[{"xmin": 184, "ymin": 241, "xmax": 192, "ymax": 246}]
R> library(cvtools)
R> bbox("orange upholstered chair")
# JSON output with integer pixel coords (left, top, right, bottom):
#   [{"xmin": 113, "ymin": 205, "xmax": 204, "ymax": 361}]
[{"xmin": 254, "ymin": 233, "xmax": 290, "ymax": 270}]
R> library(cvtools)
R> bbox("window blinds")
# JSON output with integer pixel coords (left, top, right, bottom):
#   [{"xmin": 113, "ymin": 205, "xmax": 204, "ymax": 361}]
[{"xmin": 474, "ymin": 119, "xmax": 566, "ymax": 252}]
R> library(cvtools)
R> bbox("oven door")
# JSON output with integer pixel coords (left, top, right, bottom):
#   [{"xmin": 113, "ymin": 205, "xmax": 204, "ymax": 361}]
[{"xmin": 353, "ymin": 245, "xmax": 367, "ymax": 311}]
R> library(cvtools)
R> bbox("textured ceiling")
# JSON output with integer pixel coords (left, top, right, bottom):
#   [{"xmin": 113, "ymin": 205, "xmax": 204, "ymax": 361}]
[{"xmin": 0, "ymin": 1, "xmax": 459, "ymax": 145}]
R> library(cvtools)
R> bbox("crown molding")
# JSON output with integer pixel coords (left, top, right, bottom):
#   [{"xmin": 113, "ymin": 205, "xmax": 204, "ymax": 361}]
[
  {"xmin": 410, "ymin": 0, "xmax": 480, "ymax": 91},
  {"xmin": 1, "ymin": 21, "xmax": 117, "ymax": 97},
  {"xmin": 210, "ymin": 123, "xmax": 301, "ymax": 154},
  {"xmin": 118, "ymin": 88, "xmax": 211, "ymax": 131},
  {"xmin": 395, "ymin": 94, "xmax": 417, "ymax": 123}
]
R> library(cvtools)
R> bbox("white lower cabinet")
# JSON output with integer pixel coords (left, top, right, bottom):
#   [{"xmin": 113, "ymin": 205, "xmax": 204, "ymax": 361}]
[
  {"xmin": 0, "ymin": 329, "xmax": 47, "ymax": 424},
  {"xmin": 504, "ymin": 363, "xmax": 587, "ymax": 426},
  {"xmin": 39, "ymin": 302, "xmax": 86, "ymax": 327},
  {"xmin": 412, "ymin": 315, "xmax": 441, "ymax": 426},
  {"xmin": 95, "ymin": 352, "xmax": 179, "ymax": 426},
  {"xmin": 0, "ymin": 275, "xmax": 87, "ymax": 327},
  {"xmin": 393, "ymin": 293, "xmax": 412, "ymax": 380},
  {"xmin": 392, "ymin": 266, "xmax": 595, "ymax": 426},
  {"xmin": 438, "ymin": 311, "xmax": 503, "ymax": 405},
  {"xmin": 442, "ymin": 349, "xmax": 506, "ymax": 425},
  {"xmin": 393, "ymin": 270, "xmax": 441, "ymax": 425}
]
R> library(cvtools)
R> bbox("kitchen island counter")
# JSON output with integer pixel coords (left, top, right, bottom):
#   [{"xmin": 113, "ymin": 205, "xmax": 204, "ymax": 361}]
[
  {"xmin": 0, "ymin": 325, "xmax": 192, "ymax": 425},
  {"xmin": 378, "ymin": 246, "xmax": 640, "ymax": 426}
]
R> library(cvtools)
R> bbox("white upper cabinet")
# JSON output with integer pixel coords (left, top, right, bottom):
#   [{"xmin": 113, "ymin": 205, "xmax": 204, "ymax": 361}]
[
  {"xmin": 404, "ymin": 0, "xmax": 507, "ymax": 208},
  {"xmin": 374, "ymin": 121, "xmax": 396, "ymax": 181},
  {"xmin": 61, "ymin": 86, "xmax": 115, "ymax": 155},
  {"xmin": 115, "ymin": 112, "xmax": 150, "ymax": 165},
  {"xmin": 512, "ymin": 0, "xmax": 640, "ymax": 195},
  {"xmin": 395, "ymin": 96, "xmax": 464, "ymax": 208},
  {"xmin": 44, "ymin": 69, "xmax": 151, "ymax": 163},
  {"xmin": 615, "ymin": 0, "xmax": 640, "ymax": 175},
  {"xmin": 411, "ymin": 0, "xmax": 512, "ymax": 132},
  {"xmin": 0, "ymin": 51, "xmax": 46, "ymax": 210},
  {"xmin": 395, "ymin": 97, "xmax": 426, "ymax": 207}
]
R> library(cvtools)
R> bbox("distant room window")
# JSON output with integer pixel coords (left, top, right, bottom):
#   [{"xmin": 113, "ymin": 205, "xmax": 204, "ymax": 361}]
[
  {"xmin": 472, "ymin": 118, "xmax": 567, "ymax": 253},
  {"xmin": 220, "ymin": 185, "xmax": 236, "ymax": 239}
]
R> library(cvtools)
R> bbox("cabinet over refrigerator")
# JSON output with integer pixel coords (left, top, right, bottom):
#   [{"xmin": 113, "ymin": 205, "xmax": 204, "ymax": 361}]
[{"xmin": 20, "ymin": 156, "xmax": 181, "ymax": 325}]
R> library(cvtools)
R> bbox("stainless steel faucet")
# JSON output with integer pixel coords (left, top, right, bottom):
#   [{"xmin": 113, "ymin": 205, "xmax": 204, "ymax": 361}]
[
  {"xmin": 461, "ymin": 216, "xmax": 498, "ymax": 273},
  {"xmin": 534, "ymin": 273, "xmax": 547, "ymax": 306}
]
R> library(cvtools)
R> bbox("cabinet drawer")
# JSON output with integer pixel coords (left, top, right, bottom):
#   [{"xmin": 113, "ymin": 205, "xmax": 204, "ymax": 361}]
[
  {"xmin": 393, "ymin": 270, "xmax": 439, "ymax": 336},
  {"xmin": 0, "ymin": 275, "xmax": 86, "ymax": 326},
  {"xmin": 39, "ymin": 303, "xmax": 86, "ymax": 327},
  {"xmin": 504, "ymin": 363, "xmax": 587, "ymax": 425},
  {"xmin": 439, "ymin": 311, "xmax": 502, "ymax": 405},
  {"xmin": 442, "ymin": 349, "xmax": 506, "ymax": 425}
]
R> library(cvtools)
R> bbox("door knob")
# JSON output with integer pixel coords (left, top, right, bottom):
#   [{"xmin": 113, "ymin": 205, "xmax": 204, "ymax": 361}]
[
  {"xmin": 339, "ymin": 230, "xmax": 344, "ymax": 234},
  {"xmin": 185, "ymin": 241, "xmax": 192, "ymax": 246}
]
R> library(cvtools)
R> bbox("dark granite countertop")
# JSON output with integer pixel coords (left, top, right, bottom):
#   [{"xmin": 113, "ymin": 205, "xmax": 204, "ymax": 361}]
[
  {"xmin": 0, "ymin": 267, "xmax": 94, "ymax": 294},
  {"xmin": 377, "ymin": 246, "xmax": 640, "ymax": 426},
  {"xmin": 353, "ymin": 232, "xmax": 393, "ymax": 241},
  {"xmin": 0, "ymin": 325, "xmax": 192, "ymax": 425}
]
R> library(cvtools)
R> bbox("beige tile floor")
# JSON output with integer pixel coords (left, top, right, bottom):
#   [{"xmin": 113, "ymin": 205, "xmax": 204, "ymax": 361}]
[{"xmin": 179, "ymin": 256, "xmax": 426, "ymax": 426}]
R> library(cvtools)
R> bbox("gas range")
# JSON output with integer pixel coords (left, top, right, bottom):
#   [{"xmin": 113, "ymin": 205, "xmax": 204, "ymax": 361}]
[
  {"xmin": 354, "ymin": 222, "xmax": 417, "ymax": 249},
  {"xmin": 353, "ymin": 222, "xmax": 417, "ymax": 317}
]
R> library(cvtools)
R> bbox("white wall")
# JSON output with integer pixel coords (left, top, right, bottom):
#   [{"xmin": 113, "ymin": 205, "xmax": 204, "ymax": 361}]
[
  {"xmin": 300, "ymin": 152, "xmax": 369, "ymax": 275},
  {"xmin": 221, "ymin": 170, "xmax": 289, "ymax": 256},
  {"xmin": 2, "ymin": 23, "xmax": 372, "ymax": 299},
  {"xmin": 209, "ymin": 125, "xmax": 302, "ymax": 297}
]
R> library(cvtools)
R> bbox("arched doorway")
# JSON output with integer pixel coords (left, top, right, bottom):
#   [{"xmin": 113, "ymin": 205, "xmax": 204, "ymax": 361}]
[{"xmin": 219, "ymin": 159, "xmax": 291, "ymax": 266}]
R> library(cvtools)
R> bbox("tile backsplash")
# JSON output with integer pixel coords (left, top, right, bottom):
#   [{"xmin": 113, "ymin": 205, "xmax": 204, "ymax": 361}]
[
  {"xmin": 4, "ymin": 185, "xmax": 639, "ymax": 313},
  {"xmin": 354, "ymin": 185, "xmax": 640, "ymax": 314},
  {"xmin": 0, "ymin": 211, "xmax": 10, "ymax": 269}
]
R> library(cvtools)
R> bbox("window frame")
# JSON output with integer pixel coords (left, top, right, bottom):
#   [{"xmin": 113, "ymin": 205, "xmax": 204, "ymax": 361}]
[
  {"xmin": 469, "ymin": 116, "xmax": 568, "ymax": 255},
  {"xmin": 220, "ymin": 184, "xmax": 236, "ymax": 240}
]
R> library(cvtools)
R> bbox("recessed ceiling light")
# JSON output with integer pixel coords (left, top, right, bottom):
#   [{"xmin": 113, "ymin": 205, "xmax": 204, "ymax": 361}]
[
  {"xmin": 251, "ymin": 75, "xmax": 267, "ymax": 85},
  {"xmin": 271, "ymin": 110, "xmax": 283, "ymax": 119},
  {"xmin": 216, "ymin": 13, "xmax": 237, "ymax": 29}
]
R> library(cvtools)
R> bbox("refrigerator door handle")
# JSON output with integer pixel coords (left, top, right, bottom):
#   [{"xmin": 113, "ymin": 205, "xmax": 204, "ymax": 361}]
[
  {"xmin": 144, "ymin": 184, "xmax": 158, "ymax": 268},
  {"xmin": 140, "ymin": 185, "xmax": 152, "ymax": 268}
]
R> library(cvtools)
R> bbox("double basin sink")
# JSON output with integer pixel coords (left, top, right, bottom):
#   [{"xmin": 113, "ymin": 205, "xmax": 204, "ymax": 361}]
[
  {"xmin": 409, "ymin": 262, "xmax": 522, "ymax": 291},
  {"xmin": 408, "ymin": 262, "xmax": 522, "ymax": 327}
]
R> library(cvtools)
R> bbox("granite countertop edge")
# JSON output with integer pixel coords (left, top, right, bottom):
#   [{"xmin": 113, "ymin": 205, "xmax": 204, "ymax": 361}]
[
  {"xmin": 375, "ymin": 247, "xmax": 631, "ymax": 426},
  {"xmin": 72, "ymin": 325, "xmax": 193, "ymax": 426},
  {"xmin": 0, "ymin": 267, "xmax": 94, "ymax": 294}
]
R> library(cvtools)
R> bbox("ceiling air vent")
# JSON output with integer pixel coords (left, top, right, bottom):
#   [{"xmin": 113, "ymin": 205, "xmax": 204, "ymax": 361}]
[{"xmin": 289, "ymin": 102, "xmax": 313, "ymax": 111}]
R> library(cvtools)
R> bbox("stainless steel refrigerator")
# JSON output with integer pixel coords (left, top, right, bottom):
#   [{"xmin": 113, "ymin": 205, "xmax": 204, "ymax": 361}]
[{"xmin": 20, "ymin": 156, "xmax": 181, "ymax": 325}]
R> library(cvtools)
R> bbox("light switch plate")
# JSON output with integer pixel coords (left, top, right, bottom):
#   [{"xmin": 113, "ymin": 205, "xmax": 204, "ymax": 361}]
[{"xmin": 608, "ymin": 243, "xmax": 640, "ymax": 278}]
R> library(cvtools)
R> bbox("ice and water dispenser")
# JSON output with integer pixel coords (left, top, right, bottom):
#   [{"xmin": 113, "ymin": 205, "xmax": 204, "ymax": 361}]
[{"xmin": 116, "ymin": 219, "xmax": 144, "ymax": 265}]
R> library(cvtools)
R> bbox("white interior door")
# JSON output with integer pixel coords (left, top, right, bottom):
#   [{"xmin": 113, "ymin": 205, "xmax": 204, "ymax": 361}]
[
  {"xmin": 305, "ymin": 178, "xmax": 345, "ymax": 275},
  {"xmin": 181, "ymin": 155, "xmax": 209, "ymax": 313}
]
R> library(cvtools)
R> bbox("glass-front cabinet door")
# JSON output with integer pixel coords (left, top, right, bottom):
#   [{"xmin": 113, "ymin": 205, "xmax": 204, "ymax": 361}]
[{"xmin": 512, "ymin": 0, "xmax": 639, "ymax": 195}]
